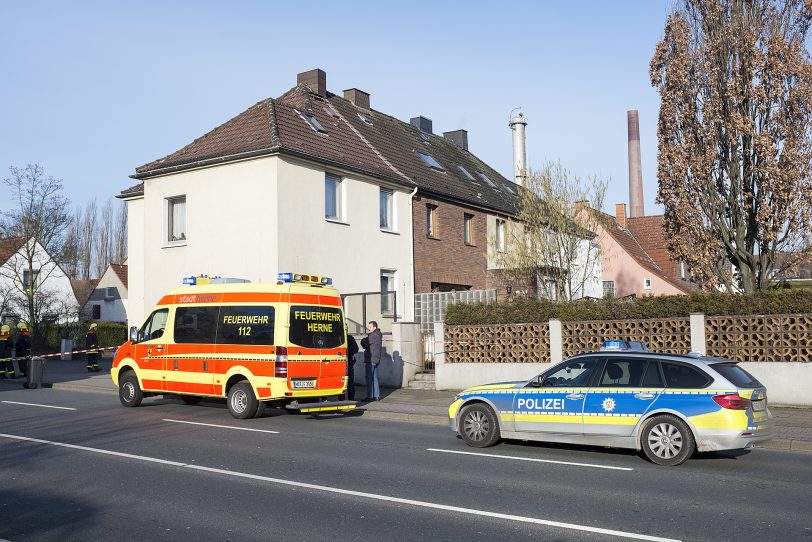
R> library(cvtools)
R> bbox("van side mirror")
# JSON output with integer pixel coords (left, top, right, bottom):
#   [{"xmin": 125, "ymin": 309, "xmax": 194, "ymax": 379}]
[{"xmin": 129, "ymin": 326, "xmax": 139, "ymax": 343}]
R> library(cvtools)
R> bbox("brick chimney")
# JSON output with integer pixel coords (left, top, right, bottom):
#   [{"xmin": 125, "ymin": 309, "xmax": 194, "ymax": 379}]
[
  {"xmin": 443, "ymin": 129, "xmax": 468, "ymax": 151},
  {"xmin": 615, "ymin": 203, "xmax": 627, "ymax": 228},
  {"xmin": 343, "ymin": 88, "xmax": 370, "ymax": 110},
  {"xmin": 297, "ymin": 69, "xmax": 326, "ymax": 97},
  {"xmin": 410, "ymin": 116, "xmax": 433, "ymax": 134}
]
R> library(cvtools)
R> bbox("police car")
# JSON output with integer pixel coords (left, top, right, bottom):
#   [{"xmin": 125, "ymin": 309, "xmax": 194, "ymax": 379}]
[{"xmin": 448, "ymin": 341, "xmax": 773, "ymax": 465}]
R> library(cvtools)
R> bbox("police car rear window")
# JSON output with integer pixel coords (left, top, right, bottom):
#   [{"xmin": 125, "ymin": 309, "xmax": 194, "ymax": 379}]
[
  {"xmin": 711, "ymin": 363, "xmax": 762, "ymax": 388},
  {"xmin": 288, "ymin": 306, "xmax": 344, "ymax": 349},
  {"xmin": 661, "ymin": 362, "xmax": 711, "ymax": 389}
]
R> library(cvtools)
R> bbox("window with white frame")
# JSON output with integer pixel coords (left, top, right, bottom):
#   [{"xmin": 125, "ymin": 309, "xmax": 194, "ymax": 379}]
[
  {"xmin": 380, "ymin": 269, "xmax": 396, "ymax": 315},
  {"xmin": 105, "ymin": 287, "xmax": 116, "ymax": 300},
  {"xmin": 166, "ymin": 196, "xmax": 186, "ymax": 243},
  {"xmin": 426, "ymin": 204, "xmax": 438, "ymax": 237},
  {"xmin": 644, "ymin": 277, "xmax": 652, "ymax": 289},
  {"xmin": 464, "ymin": 213, "xmax": 474, "ymax": 245},
  {"xmin": 603, "ymin": 280, "xmax": 615, "ymax": 298},
  {"xmin": 325, "ymin": 174, "xmax": 343, "ymax": 220},
  {"xmin": 496, "ymin": 219, "xmax": 505, "ymax": 251},
  {"xmin": 380, "ymin": 188, "xmax": 394, "ymax": 230}
]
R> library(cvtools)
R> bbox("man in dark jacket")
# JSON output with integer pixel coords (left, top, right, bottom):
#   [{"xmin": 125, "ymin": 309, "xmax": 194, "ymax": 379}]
[
  {"xmin": 345, "ymin": 327, "xmax": 359, "ymax": 400},
  {"xmin": 363, "ymin": 321, "xmax": 382, "ymax": 401},
  {"xmin": 15, "ymin": 323, "xmax": 31, "ymax": 378},
  {"xmin": 0, "ymin": 325, "xmax": 14, "ymax": 379}
]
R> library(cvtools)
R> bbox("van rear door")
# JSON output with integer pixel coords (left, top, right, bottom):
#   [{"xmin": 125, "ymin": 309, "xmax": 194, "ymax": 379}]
[{"xmin": 287, "ymin": 304, "xmax": 346, "ymax": 391}]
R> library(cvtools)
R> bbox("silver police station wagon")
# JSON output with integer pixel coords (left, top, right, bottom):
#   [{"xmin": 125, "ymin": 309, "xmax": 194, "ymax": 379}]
[{"xmin": 448, "ymin": 341, "xmax": 773, "ymax": 465}]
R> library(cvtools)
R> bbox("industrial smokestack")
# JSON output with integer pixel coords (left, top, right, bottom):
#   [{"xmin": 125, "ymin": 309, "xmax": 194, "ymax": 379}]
[
  {"xmin": 509, "ymin": 111, "xmax": 527, "ymax": 187},
  {"xmin": 627, "ymin": 110, "xmax": 644, "ymax": 217}
]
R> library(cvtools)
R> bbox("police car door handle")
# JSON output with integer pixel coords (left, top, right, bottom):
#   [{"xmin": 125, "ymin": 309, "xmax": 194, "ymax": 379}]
[
  {"xmin": 635, "ymin": 392, "xmax": 655, "ymax": 400},
  {"xmin": 566, "ymin": 393, "xmax": 584, "ymax": 400}
]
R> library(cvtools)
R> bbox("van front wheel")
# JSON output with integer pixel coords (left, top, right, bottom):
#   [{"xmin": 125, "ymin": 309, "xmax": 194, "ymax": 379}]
[
  {"xmin": 228, "ymin": 382, "xmax": 259, "ymax": 419},
  {"xmin": 119, "ymin": 373, "xmax": 143, "ymax": 408}
]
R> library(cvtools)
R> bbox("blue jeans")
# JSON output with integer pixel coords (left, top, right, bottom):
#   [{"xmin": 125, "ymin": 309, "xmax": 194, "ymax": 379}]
[{"xmin": 365, "ymin": 363, "xmax": 379, "ymax": 399}]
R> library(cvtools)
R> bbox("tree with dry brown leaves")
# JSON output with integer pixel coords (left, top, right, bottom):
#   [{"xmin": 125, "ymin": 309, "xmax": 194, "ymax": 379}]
[{"xmin": 651, "ymin": 0, "xmax": 812, "ymax": 292}]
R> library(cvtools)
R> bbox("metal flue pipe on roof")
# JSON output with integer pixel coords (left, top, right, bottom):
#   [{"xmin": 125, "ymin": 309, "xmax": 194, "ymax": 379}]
[{"xmin": 509, "ymin": 110, "xmax": 527, "ymax": 187}]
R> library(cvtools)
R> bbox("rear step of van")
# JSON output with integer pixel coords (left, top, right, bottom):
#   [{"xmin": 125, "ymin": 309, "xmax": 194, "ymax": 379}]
[{"xmin": 286, "ymin": 400, "xmax": 358, "ymax": 413}]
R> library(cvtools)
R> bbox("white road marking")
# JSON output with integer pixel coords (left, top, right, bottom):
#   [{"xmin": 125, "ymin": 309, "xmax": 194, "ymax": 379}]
[
  {"xmin": 427, "ymin": 448, "xmax": 634, "ymax": 471},
  {"xmin": 1, "ymin": 400, "xmax": 76, "ymax": 411},
  {"xmin": 0, "ymin": 432, "xmax": 677, "ymax": 541},
  {"xmin": 162, "ymin": 419, "xmax": 280, "ymax": 434}
]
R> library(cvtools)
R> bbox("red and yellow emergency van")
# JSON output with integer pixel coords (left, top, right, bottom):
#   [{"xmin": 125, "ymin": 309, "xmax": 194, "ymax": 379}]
[{"xmin": 112, "ymin": 273, "xmax": 355, "ymax": 418}]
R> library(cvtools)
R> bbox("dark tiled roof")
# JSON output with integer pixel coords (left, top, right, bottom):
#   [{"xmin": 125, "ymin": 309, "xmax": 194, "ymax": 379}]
[
  {"xmin": 129, "ymin": 83, "xmax": 518, "ymax": 215},
  {"xmin": 118, "ymin": 182, "xmax": 144, "ymax": 197},
  {"xmin": 71, "ymin": 279, "xmax": 99, "ymax": 307},
  {"xmin": 596, "ymin": 211, "xmax": 690, "ymax": 293},
  {"xmin": 110, "ymin": 263, "xmax": 128, "ymax": 289}
]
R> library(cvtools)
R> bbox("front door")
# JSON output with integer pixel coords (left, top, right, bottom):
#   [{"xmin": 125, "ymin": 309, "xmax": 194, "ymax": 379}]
[
  {"xmin": 134, "ymin": 308, "xmax": 169, "ymax": 392},
  {"xmin": 513, "ymin": 357, "xmax": 601, "ymax": 434},
  {"xmin": 583, "ymin": 357, "xmax": 663, "ymax": 437}
]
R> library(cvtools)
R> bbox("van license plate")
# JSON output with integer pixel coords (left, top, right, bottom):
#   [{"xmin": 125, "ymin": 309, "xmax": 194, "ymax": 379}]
[
  {"xmin": 752, "ymin": 400, "xmax": 765, "ymax": 411},
  {"xmin": 292, "ymin": 380, "xmax": 316, "ymax": 389}
]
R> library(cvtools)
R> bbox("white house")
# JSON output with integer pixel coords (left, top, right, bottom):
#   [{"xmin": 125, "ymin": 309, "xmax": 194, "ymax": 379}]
[
  {"xmin": 83, "ymin": 262, "xmax": 128, "ymax": 323},
  {"xmin": 0, "ymin": 236, "xmax": 78, "ymax": 324}
]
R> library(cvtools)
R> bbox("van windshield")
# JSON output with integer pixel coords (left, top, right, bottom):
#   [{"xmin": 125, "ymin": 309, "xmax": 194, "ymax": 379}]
[{"xmin": 288, "ymin": 305, "xmax": 344, "ymax": 349}]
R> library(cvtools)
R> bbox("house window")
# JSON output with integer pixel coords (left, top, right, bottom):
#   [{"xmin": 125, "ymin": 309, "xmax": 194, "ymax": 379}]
[
  {"xmin": 426, "ymin": 204, "xmax": 438, "ymax": 238},
  {"xmin": 496, "ymin": 219, "xmax": 505, "ymax": 251},
  {"xmin": 296, "ymin": 109, "xmax": 327, "ymax": 133},
  {"xmin": 380, "ymin": 269, "xmax": 395, "ymax": 315},
  {"xmin": 418, "ymin": 152, "xmax": 444, "ymax": 171},
  {"xmin": 105, "ymin": 287, "xmax": 116, "ymax": 300},
  {"xmin": 603, "ymin": 280, "xmax": 615, "ymax": 298},
  {"xmin": 92, "ymin": 304, "xmax": 101, "ymax": 320},
  {"xmin": 166, "ymin": 196, "xmax": 186, "ymax": 244},
  {"xmin": 325, "ymin": 174, "xmax": 343, "ymax": 220},
  {"xmin": 380, "ymin": 188, "xmax": 394, "ymax": 230},
  {"xmin": 644, "ymin": 277, "xmax": 652, "ymax": 290},
  {"xmin": 22, "ymin": 269, "xmax": 40, "ymax": 289},
  {"xmin": 464, "ymin": 213, "xmax": 474, "ymax": 245}
]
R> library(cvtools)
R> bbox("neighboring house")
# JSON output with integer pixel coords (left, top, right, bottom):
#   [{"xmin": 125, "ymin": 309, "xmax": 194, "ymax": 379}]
[
  {"xmin": 71, "ymin": 278, "xmax": 99, "ymax": 316},
  {"xmin": 121, "ymin": 69, "xmax": 532, "ymax": 328},
  {"xmin": 595, "ymin": 205, "xmax": 691, "ymax": 298},
  {"xmin": 83, "ymin": 262, "xmax": 128, "ymax": 322},
  {"xmin": 0, "ymin": 236, "xmax": 79, "ymax": 323}
]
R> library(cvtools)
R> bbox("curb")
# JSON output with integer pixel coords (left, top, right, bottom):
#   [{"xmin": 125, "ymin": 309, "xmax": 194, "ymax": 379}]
[
  {"xmin": 51, "ymin": 382, "xmax": 117, "ymax": 396},
  {"xmin": 358, "ymin": 409, "xmax": 448, "ymax": 426},
  {"xmin": 755, "ymin": 438, "xmax": 812, "ymax": 453}
]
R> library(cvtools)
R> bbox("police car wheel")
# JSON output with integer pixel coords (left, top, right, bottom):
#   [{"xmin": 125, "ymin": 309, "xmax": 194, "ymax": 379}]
[
  {"xmin": 119, "ymin": 373, "xmax": 143, "ymax": 408},
  {"xmin": 641, "ymin": 415, "xmax": 695, "ymax": 466},
  {"xmin": 228, "ymin": 382, "xmax": 259, "ymax": 419},
  {"xmin": 460, "ymin": 404, "xmax": 500, "ymax": 448}
]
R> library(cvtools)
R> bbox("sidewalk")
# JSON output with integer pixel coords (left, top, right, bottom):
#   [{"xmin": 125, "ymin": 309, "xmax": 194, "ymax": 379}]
[{"xmin": 2, "ymin": 358, "xmax": 811, "ymax": 453}]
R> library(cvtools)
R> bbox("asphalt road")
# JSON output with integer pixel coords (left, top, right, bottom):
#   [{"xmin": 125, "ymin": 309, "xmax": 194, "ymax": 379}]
[{"xmin": 1, "ymin": 387, "xmax": 810, "ymax": 542}]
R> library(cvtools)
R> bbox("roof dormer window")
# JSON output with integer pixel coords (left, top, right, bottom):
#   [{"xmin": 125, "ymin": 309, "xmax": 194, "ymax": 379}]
[
  {"xmin": 418, "ymin": 152, "xmax": 444, "ymax": 171},
  {"xmin": 296, "ymin": 109, "xmax": 327, "ymax": 133}
]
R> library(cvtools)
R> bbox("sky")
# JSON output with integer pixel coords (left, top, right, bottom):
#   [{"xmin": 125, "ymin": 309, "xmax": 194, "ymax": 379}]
[{"xmin": 1, "ymin": 0, "xmax": 676, "ymax": 215}]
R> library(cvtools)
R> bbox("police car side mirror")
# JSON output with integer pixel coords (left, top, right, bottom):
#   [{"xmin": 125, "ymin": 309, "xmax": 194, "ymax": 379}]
[
  {"xmin": 129, "ymin": 326, "xmax": 139, "ymax": 344},
  {"xmin": 530, "ymin": 378, "xmax": 542, "ymax": 388}
]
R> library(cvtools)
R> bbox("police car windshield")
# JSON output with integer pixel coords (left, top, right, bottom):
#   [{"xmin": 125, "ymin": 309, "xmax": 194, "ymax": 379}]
[
  {"xmin": 711, "ymin": 362, "xmax": 763, "ymax": 388},
  {"xmin": 288, "ymin": 306, "xmax": 344, "ymax": 349}
]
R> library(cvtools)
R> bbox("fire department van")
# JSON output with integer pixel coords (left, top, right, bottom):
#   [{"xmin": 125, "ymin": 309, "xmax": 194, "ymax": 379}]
[{"xmin": 112, "ymin": 273, "xmax": 355, "ymax": 419}]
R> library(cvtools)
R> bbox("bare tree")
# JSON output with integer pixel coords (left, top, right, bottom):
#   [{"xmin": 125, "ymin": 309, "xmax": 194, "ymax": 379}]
[
  {"xmin": 78, "ymin": 198, "xmax": 96, "ymax": 280},
  {"xmin": 0, "ymin": 164, "xmax": 73, "ymax": 340},
  {"xmin": 61, "ymin": 206, "xmax": 82, "ymax": 280},
  {"xmin": 492, "ymin": 162, "xmax": 606, "ymax": 301},
  {"xmin": 95, "ymin": 199, "xmax": 114, "ymax": 278},
  {"xmin": 651, "ymin": 0, "xmax": 812, "ymax": 292},
  {"xmin": 114, "ymin": 201, "xmax": 127, "ymax": 264}
]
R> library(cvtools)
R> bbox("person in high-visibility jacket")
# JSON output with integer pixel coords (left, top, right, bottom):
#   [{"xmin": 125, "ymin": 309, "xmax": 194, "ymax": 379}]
[
  {"xmin": 0, "ymin": 325, "xmax": 15, "ymax": 379},
  {"xmin": 15, "ymin": 322, "xmax": 31, "ymax": 378},
  {"xmin": 86, "ymin": 323, "xmax": 100, "ymax": 372}
]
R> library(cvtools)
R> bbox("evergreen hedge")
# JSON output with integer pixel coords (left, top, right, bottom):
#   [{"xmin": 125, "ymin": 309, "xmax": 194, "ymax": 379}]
[
  {"xmin": 40, "ymin": 321, "xmax": 128, "ymax": 355},
  {"xmin": 445, "ymin": 290, "xmax": 812, "ymax": 325}
]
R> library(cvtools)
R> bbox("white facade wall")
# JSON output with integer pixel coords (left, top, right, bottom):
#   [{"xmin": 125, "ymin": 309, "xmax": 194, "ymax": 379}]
[
  {"xmin": 0, "ymin": 240, "xmax": 77, "ymax": 323},
  {"xmin": 127, "ymin": 155, "xmax": 414, "ymax": 327},
  {"xmin": 86, "ymin": 266, "xmax": 128, "ymax": 322}
]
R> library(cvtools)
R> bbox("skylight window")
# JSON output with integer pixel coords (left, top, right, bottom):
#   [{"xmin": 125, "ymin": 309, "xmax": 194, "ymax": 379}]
[
  {"xmin": 418, "ymin": 131, "xmax": 430, "ymax": 143},
  {"xmin": 504, "ymin": 183, "xmax": 517, "ymax": 195},
  {"xmin": 457, "ymin": 165, "xmax": 475, "ymax": 181},
  {"xmin": 418, "ymin": 152, "xmax": 444, "ymax": 171},
  {"xmin": 296, "ymin": 109, "xmax": 327, "ymax": 133},
  {"xmin": 358, "ymin": 112, "xmax": 373, "ymax": 125},
  {"xmin": 324, "ymin": 103, "xmax": 340, "ymax": 118},
  {"xmin": 478, "ymin": 172, "xmax": 496, "ymax": 187}
]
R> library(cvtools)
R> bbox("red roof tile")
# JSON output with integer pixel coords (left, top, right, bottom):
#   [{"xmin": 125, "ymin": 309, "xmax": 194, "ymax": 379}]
[{"xmin": 110, "ymin": 263, "xmax": 128, "ymax": 290}]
